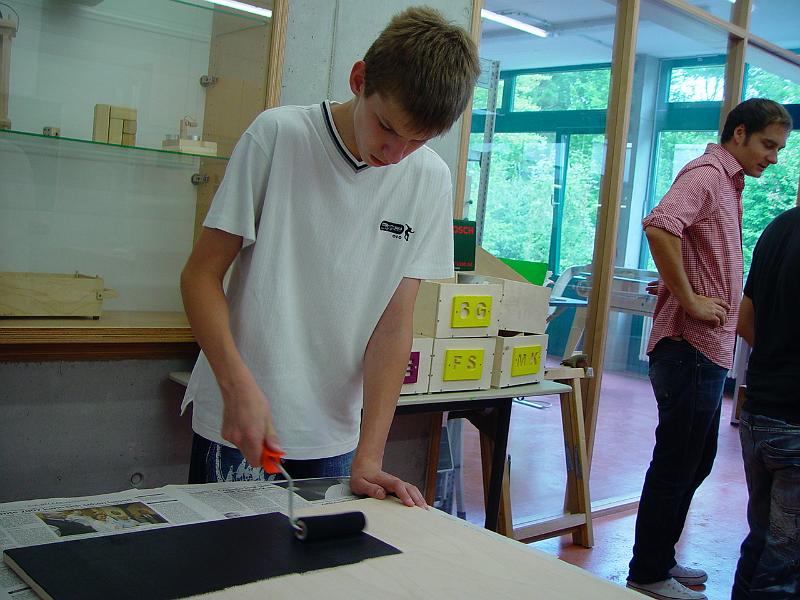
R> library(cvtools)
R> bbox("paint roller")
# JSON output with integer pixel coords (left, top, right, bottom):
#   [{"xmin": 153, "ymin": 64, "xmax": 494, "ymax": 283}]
[{"xmin": 261, "ymin": 447, "xmax": 367, "ymax": 542}]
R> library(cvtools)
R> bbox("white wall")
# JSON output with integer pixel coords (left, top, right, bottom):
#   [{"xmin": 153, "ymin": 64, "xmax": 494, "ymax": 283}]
[{"xmin": 281, "ymin": 0, "xmax": 475, "ymax": 189}]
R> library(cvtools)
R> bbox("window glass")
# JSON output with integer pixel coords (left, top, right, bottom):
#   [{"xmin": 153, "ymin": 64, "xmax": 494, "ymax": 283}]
[
  {"xmin": 742, "ymin": 131, "xmax": 800, "ymax": 273},
  {"xmin": 590, "ymin": 0, "xmax": 731, "ymax": 505},
  {"xmin": 742, "ymin": 45, "xmax": 800, "ymax": 274},
  {"xmin": 558, "ymin": 134, "xmax": 605, "ymax": 271},
  {"xmin": 745, "ymin": 66, "xmax": 800, "ymax": 103},
  {"xmin": 668, "ymin": 64, "xmax": 725, "ymax": 102},
  {"xmin": 513, "ymin": 69, "xmax": 611, "ymax": 111},
  {"xmin": 682, "ymin": 0, "xmax": 735, "ymax": 22},
  {"xmin": 749, "ymin": 1, "xmax": 800, "ymax": 54},
  {"xmin": 479, "ymin": 132, "xmax": 556, "ymax": 262},
  {"xmin": 472, "ymin": 79, "xmax": 506, "ymax": 112}
]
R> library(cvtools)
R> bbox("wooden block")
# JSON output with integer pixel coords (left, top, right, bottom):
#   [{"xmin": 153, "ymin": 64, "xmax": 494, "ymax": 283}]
[
  {"xmin": 428, "ymin": 337, "xmax": 496, "ymax": 393},
  {"xmin": 0, "ymin": 272, "xmax": 108, "ymax": 318},
  {"xmin": 122, "ymin": 119, "xmax": 137, "ymax": 134},
  {"xmin": 109, "ymin": 105, "xmax": 137, "ymax": 120},
  {"xmin": 92, "ymin": 104, "xmax": 110, "ymax": 142},
  {"xmin": 108, "ymin": 118, "xmax": 123, "ymax": 144},
  {"xmin": 400, "ymin": 337, "xmax": 434, "ymax": 395},
  {"xmin": 121, "ymin": 133, "xmax": 135, "ymax": 146},
  {"xmin": 413, "ymin": 280, "xmax": 501, "ymax": 339},
  {"xmin": 491, "ymin": 333, "xmax": 548, "ymax": 388},
  {"xmin": 458, "ymin": 273, "xmax": 551, "ymax": 334}
]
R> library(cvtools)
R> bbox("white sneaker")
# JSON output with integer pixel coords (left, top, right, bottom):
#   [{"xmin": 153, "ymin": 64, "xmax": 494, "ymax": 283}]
[
  {"xmin": 668, "ymin": 564, "xmax": 708, "ymax": 586},
  {"xmin": 626, "ymin": 578, "xmax": 707, "ymax": 600}
]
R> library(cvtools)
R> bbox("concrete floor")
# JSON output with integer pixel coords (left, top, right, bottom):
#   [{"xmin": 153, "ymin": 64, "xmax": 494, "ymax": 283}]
[{"xmin": 457, "ymin": 369, "xmax": 746, "ymax": 600}]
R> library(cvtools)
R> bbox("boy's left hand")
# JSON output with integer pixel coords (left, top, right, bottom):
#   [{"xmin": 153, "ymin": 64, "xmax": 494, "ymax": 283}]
[{"xmin": 349, "ymin": 461, "xmax": 427, "ymax": 508}]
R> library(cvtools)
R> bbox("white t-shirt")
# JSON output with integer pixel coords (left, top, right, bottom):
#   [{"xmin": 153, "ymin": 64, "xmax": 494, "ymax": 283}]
[{"xmin": 182, "ymin": 101, "xmax": 454, "ymax": 459}]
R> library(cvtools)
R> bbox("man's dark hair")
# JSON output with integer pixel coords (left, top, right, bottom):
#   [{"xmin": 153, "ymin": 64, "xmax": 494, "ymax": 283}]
[{"xmin": 720, "ymin": 98, "xmax": 792, "ymax": 143}]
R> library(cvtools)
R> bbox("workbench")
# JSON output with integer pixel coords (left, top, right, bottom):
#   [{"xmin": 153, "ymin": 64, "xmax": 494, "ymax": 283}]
[{"xmin": 169, "ymin": 371, "xmax": 573, "ymax": 536}]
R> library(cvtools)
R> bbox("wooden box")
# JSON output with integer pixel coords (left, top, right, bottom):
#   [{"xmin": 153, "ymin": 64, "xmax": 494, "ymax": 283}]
[
  {"xmin": 428, "ymin": 336, "xmax": 496, "ymax": 393},
  {"xmin": 491, "ymin": 333, "xmax": 548, "ymax": 388},
  {"xmin": 161, "ymin": 138, "xmax": 218, "ymax": 156},
  {"xmin": 458, "ymin": 273, "xmax": 551, "ymax": 334},
  {"xmin": 413, "ymin": 280, "xmax": 501, "ymax": 339},
  {"xmin": 0, "ymin": 272, "xmax": 113, "ymax": 318},
  {"xmin": 400, "ymin": 337, "xmax": 434, "ymax": 396}
]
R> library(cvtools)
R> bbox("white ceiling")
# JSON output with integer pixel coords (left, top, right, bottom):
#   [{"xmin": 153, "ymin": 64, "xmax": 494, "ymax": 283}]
[{"xmin": 479, "ymin": 0, "xmax": 800, "ymax": 72}]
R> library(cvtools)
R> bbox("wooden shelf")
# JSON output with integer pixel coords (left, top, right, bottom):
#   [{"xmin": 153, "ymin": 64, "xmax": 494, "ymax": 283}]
[{"xmin": 0, "ymin": 310, "xmax": 193, "ymax": 344}]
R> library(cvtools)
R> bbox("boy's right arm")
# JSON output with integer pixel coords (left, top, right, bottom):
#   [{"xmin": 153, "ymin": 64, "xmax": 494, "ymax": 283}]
[{"xmin": 180, "ymin": 227, "xmax": 281, "ymax": 465}]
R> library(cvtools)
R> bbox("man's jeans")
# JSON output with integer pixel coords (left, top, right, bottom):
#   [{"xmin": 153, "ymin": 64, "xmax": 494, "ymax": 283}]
[
  {"xmin": 188, "ymin": 433, "xmax": 354, "ymax": 483},
  {"xmin": 629, "ymin": 338, "xmax": 727, "ymax": 584},
  {"xmin": 732, "ymin": 411, "xmax": 800, "ymax": 599}
]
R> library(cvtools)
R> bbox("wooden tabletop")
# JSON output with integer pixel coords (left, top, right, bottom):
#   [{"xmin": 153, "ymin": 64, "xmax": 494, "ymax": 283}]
[{"xmin": 191, "ymin": 498, "xmax": 639, "ymax": 599}]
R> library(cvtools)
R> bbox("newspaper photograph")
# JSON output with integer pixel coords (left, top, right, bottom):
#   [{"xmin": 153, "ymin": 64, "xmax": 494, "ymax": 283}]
[{"xmin": 0, "ymin": 478, "xmax": 357, "ymax": 597}]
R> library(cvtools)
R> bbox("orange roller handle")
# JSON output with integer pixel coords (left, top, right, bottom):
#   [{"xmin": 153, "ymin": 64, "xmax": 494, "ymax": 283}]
[{"xmin": 261, "ymin": 446, "xmax": 285, "ymax": 475}]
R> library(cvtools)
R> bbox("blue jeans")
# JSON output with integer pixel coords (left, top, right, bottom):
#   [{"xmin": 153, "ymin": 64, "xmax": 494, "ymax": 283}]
[
  {"xmin": 732, "ymin": 411, "xmax": 800, "ymax": 599},
  {"xmin": 629, "ymin": 338, "xmax": 728, "ymax": 584},
  {"xmin": 188, "ymin": 433, "xmax": 354, "ymax": 483}
]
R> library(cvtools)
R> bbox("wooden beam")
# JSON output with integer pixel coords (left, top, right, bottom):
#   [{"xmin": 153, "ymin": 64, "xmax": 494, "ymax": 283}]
[
  {"xmin": 453, "ymin": 0, "xmax": 483, "ymax": 218},
  {"xmin": 265, "ymin": 0, "xmax": 288, "ymax": 109},
  {"xmin": 720, "ymin": 0, "xmax": 750, "ymax": 129},
  {"xmin": 581, "ymin": 0, "xmax": 640, "ymax": 465},
  {"xmin": 658, "ymin": 0, "xmax": 748, "ymax": 39}
]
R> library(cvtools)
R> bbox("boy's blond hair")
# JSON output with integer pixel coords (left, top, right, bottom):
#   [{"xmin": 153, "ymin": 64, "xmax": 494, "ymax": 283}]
[{"xmin": 363, "ymin": 6, "xmax": 480, "ymax": 136}]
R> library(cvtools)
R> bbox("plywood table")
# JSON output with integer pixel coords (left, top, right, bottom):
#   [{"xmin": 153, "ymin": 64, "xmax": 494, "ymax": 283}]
[{"xmin": 194, "ymin": 497, "xmax": 636, "ymax": 599}]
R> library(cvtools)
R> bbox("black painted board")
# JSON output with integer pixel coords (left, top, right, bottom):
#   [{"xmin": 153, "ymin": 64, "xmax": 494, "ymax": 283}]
[{"xmin": 4, "ymin": 512, "xmax": 400, "ymax": 600}]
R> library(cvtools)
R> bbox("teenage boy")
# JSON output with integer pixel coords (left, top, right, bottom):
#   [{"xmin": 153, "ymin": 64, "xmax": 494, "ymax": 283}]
[
  {"xmin": 733, "ymin": 206, "xmax": 800, "ymax": 599},
  {"xmin": 627, "ymin": 98, "xmax": 792, "ymax": 600},
  {"xmin": 179, "ymin": 7, "xmax": 480, "ymax": 508}
]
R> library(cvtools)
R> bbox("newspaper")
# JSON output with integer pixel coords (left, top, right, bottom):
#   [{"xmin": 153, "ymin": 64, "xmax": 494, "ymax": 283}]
[{"xmin": 0, "ymin": 478, "xmax": 356, "ymax": 597}]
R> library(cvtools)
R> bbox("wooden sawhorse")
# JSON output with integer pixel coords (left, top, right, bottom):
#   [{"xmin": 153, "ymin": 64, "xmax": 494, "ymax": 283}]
[{"xmin": 488, "ymin": 366, "xmax": 594, "ymax": 547}]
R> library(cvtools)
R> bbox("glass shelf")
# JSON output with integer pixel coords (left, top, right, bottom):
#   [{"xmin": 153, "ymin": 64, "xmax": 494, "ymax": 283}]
[{"xmin": 0, "ymin": 129, "xmax": 229, "ymax": 166}]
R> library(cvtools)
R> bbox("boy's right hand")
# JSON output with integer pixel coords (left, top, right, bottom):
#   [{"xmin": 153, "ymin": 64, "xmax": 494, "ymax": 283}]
[{"xmin": 220, "ymin": 376, "xmax": 281, "ymax": 466}]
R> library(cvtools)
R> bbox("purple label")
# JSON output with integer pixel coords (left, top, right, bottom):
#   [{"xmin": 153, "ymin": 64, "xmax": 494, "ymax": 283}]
[{"xmin": 404, "ymin": 351, "xmax": 420, "ymax": 384}]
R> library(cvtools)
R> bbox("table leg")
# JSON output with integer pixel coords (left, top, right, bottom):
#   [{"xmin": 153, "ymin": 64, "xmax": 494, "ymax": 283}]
[
  {"xmin": 468, "ymin": 399, "xmax": 512, "ymax": 532},
  {"xmin": 559, "ymin": 377, "xmax": 594, "ymax": 547},
  {"xmin": 423, "ymin": 414, "xmax": 444, "ymax": 506},
  {"xmin": 564, "ymin": 306, "xmax": 588, "ymax": 357}
]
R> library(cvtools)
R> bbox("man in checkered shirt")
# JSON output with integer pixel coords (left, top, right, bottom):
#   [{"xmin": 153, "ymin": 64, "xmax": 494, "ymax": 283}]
[{"xmin": 627, "ymin": 99, "xmax": 792, "ymax": 600}]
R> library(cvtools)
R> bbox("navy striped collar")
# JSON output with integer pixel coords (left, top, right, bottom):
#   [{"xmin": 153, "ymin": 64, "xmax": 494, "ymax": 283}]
[{"xmin": 321, "ymin": 101, "xmax": 370, "ymax": 174}]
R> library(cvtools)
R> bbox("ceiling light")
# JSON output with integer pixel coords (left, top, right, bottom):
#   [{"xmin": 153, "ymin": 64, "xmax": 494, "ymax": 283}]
[
  {"xmin": 205, "ymin": 1, "xmax": 272, "ymax": 18},
  {"xmin": 480, "ymin": 9, "xmax": 547, "ymax": 38}
]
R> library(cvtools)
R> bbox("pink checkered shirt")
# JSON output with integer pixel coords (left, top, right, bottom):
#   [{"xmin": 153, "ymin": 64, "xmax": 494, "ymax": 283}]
[{"xmin": 643, "ymin": 144, "xmax": 744, "ymax": 369}]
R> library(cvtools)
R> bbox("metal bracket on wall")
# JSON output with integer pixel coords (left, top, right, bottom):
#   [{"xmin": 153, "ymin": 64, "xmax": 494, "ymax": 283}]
[
  {"xmin": 199, "ymin": 74, "xmax": 218, "ymax": 88},
  {"xmin": 190, "ymin": 173, "xmax": 209, "ymax": 185}
]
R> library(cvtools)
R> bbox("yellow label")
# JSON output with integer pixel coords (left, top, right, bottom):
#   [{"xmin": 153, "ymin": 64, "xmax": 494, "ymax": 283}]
[
  {"xmin": 510, "ymin": 345, "xmax": 542, "ymax": 377},
  {"xmin": 443, "ymin": 348, "xmax": 485, "ymax": 381},
  {"xmin": 450, "ymin": 295, "xmax": 493, "ymax": 328}
]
